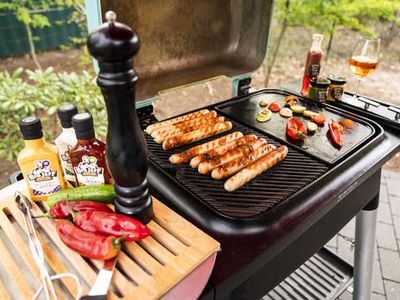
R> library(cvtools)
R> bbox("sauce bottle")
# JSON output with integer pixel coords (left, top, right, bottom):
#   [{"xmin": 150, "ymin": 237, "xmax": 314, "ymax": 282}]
[
  {"xmin": 55, "ymin": 104, "xmax": 78, "ymax": 187},
  {"xmin": 17, "ymin": 117, "xmax": 65, "ymax": 201},
  {"xmin": 69, "ymin": 112, "xmax": 112, "ymax": 186},
  {"xmin": 301, "ymin": 34, "xmax": 324, "ymax": 97}
]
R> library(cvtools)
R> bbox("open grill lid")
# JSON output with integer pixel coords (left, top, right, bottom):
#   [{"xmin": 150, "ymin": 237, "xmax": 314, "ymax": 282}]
[{"xmin": 95, "ymin": 0, "xmax": 274, "ymax": 100}]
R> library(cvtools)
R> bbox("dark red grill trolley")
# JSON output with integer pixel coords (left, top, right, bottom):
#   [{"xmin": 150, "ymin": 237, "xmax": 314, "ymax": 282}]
[{"xmin": 82, "ymin": 1, "xmax": 400, "ymax": 299}]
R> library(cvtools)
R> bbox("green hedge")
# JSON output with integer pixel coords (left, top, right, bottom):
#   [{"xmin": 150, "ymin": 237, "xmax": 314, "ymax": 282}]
[{"xmin": 0, "ymin": 7, "xmax": 85, "ymax": 57}]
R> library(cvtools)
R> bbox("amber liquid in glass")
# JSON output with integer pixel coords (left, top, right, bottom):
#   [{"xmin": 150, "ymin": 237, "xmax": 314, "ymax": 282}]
[{"xmin": 348, "ymin": 56, "xmax": 378, "ymax": 78}]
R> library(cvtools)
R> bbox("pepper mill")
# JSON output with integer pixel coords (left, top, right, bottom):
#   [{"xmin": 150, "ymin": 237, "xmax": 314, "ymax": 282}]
[{"xmin": 87, "ymin": 11, "xmax": 153, "ymax": 224}]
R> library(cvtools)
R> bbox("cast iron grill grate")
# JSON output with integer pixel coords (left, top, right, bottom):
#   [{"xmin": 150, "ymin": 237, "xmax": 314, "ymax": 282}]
[{"xmin": 138, "ymin": 107, "xmax": 329, "ymax": 219}]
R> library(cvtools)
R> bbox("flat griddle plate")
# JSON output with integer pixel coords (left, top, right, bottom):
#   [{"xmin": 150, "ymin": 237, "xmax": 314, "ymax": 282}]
[{"xmin": 217, "ymin": 90, "xmax": 375, "ymax": 165}]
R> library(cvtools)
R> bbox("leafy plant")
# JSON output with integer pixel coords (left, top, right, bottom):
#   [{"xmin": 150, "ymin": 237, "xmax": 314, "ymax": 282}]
[{"xmin": 0, "ymin": 68, "xmax": 106, "ymax": 160}]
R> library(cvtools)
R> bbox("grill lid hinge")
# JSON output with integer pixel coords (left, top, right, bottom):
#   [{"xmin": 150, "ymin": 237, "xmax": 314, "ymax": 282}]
[{"xmin": 234, "ymin": 77, "xmax": 252, "ymax": 97}]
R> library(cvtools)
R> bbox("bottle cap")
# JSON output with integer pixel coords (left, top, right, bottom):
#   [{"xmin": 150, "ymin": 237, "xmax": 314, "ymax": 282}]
[
  {"xmin": 72, "ymin": 112, "xmax": 95, "ymax": 140},
  {"xmin": 310, "ymin": 77, "xmax": 331, "ymax": 88},
  {"xmin": 19, "ymin": 116, "xmax": 43, "ymax": 140},
  {"xmin": 57, "ymin": 104, "xmax": 78, "ymax": 128},
  {"xmin": 327, "ymin": 75, "xmax": 347, "ymax": 85}
]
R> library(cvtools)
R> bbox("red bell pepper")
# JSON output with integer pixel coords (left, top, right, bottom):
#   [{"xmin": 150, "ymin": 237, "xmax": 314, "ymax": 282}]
[
  {"xmin": 328, "ymin": 119, "xmax": 344, "ymax": 147},
  {"xmin": 286, "ymin": 117, "xmax": 307, "ymax": 140},
  {"xmin": 56, "ymin": 220, "xmax": 121, "ymax": 260},
  {"xmin": 73, "ymin": 211, "xmax": 151, "ymax": 241},
  {"xmin": 37, "ymin": 201, "xmax": 113, "ymax": 219}
]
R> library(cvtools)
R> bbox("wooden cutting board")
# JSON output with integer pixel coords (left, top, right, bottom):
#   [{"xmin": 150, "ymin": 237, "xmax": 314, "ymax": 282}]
[{"xmin": 0, "ymin": 183, "xmax": 220, "ymax": 300}]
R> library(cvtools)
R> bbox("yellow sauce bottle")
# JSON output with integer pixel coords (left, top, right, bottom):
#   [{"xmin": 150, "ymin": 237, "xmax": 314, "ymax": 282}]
[{"xmin": 17, "ymin": 116, "xmax": 65, "ymax": 201}]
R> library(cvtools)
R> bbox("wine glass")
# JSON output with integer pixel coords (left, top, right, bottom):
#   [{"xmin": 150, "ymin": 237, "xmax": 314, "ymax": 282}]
[{"xmin": 348, "ymin": 38, "xmax": 380, "ymax": 101}]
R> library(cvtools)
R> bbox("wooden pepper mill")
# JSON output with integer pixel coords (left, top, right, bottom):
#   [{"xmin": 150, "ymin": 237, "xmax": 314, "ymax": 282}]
[{"xmin": 87, "ymin": 11, "xmax": 153, "ymax": 224}]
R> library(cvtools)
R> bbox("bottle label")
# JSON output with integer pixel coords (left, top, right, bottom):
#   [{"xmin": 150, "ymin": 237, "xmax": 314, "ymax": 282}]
[
  {"xmin": 58, "ymin": 144, "xmax": 77, "ymax": 186},
  {"xmin": 26, "ymin": 160, "xmax": 62, "ymax": 196},
  {"xmin": 318, "ymin": 90, "xmax": 327, "ymax": 103},
  {"xmin": 307, "ymin": 64, "xmax": 321, "ymax": 77},
  {"xmin": 74, "ymin": 155, "xmax": 105, "ymax": 186},
  {"xmin": 329, "ymin": 87, "xmax": 344, "ymax": 101}
]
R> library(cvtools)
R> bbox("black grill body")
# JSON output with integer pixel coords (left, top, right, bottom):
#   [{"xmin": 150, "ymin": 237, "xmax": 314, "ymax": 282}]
[{"xmin": 137, "ymin": 89, "xmax": 400, "ymax": 299}]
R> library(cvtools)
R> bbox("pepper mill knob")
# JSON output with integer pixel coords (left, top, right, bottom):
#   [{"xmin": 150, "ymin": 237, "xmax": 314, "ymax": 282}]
[{"xmin": 87, "ymin": 11, "xmax": 153, "ymax": 224}]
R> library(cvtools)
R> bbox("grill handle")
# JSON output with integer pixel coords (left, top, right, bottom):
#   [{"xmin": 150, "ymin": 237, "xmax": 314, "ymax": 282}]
[{"xmin": 87, "ymin": 11, "xmax": 153, "ymax": 224}]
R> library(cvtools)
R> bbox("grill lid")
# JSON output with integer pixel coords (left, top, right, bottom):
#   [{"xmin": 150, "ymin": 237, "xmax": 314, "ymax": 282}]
[{"xmin": 96, "ymin": 0, "xmax": 274, "ymax": 100}]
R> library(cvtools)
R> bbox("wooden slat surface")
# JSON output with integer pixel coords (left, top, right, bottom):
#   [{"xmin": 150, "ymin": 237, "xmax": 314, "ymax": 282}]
[{"xmin": 0, "ymin": 189, "xmax": 220, "ymax": 300}]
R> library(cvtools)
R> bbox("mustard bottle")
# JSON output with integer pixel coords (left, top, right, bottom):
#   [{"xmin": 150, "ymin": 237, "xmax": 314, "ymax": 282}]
[{"xmin": 17, "ymin": 116, "xmax": 65, "ymax": 201}]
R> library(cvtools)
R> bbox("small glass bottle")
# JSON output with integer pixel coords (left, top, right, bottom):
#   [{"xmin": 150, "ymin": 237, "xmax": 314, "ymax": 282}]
[
  {"xmin": 17, "ymin": 117, "xmax": 65, "ymax": 201},
  {"xmin": 301, "ymin": 34, "xmax": 324, "ymax": 97},
  {"xmin": 327, "ymin": 75, "xmax": 347, "ymax": 101},
  {"xmin": 55, "ymin": 104, "xmax": 78, "ymax": 187},
  {"xmin": 69, "ymin": 112, "xmax": 112, "ymax": 186},
  {"xmin": 308, "ymin": 78, "xmax": 331, "ymax": 106}
]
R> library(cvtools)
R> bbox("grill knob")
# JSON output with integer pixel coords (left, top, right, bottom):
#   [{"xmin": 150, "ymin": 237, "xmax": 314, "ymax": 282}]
[{"xmin": 87, "ymin": 11, "xmax": 153, "ymax": 224}]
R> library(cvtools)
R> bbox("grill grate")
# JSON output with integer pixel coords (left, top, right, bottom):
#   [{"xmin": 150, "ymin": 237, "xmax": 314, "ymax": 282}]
[{"xmin": 138, "ymin": 107, "xmax": 329, "ymax": 219}]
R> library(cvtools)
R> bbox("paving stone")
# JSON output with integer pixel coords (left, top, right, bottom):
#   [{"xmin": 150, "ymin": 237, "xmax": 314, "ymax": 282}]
[
  {"xmin": 387, "ymin": 178, "xmax": 400, "ymax": 198},
  {"xmin": 379, "ymin": 247, "xmax": 400, "ymax": 282},
  {"xmin": 394, "ymin": 216, "xmax": 400, "ymax": 240},
  {"xmin": 390, "ymin": 195, "xmax": 400, "ymax": 217},
  {"xmin": 371, "ymin": 292, "xmax": 386, "ymax": 300},
  {"xmin": 378, "ymin": 202, "xmax": 393, "ymax": 224},
  {"xmin": 380, "ymin": 183, "xmax": 389, "ymax": 203},
  {"xmin": 326, "ymin": 235, "xmax": 338, "ymax": 250},
  {"xmin": 384, "ymin": 280, "xmax": 400, "ymax": 300},
  {"xmin": 337, "ymin": 235, "xmax": 354, "ymax": 265},
  {"xmin": 373, "ymin": 260, "xmax": 385, "ymax": 295},
  {"xmin": 339, "ymin": 218, "xmax": 356, "ymax": 239},
  {"xmin": 338, "ymin": 289, "xmax": 352, "ymax": 300},
  {"xmin": 376, "ymin": 222, "xmax": 398, "ymax": 250}
]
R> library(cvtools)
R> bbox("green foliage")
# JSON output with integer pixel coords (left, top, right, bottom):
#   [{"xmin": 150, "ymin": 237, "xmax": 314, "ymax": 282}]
[
  {"xmin": 274, "ymin": 0, "xmax": 400, "ymax": 37},
  {"xmin": 0, "ymin": 68, "xmax": 106, "ymax": 160}
]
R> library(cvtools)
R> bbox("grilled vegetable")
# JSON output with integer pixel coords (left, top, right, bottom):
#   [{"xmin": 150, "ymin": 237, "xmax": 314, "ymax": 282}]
[
  {"xmin": 307, "ymin": 121, "xmax": 318, "ymax": 133},
  {"xmin": 311, "ymin": 114, "xmax": 326, "ymax": 126},
  {"xmin": 284, "ymin": 95, "xmax": 298, "ymax": 106},
  {"xmin": 303, "ymin": 110, "xmax": 318, "ymax": 118},
  {"xmin": 286, "ymin": 117, "xmax": 307, "ymax": 140},
  {"xmin": 56, "ymin": 220, "xmax": 121, "ymax": 260},
  {"xmin": 256, "ymin": 109, "xmax": 272, "ymax": 122},
  {"xmin": 328, "ymin": 119, "xmax": 344, "ymax": 147},
  {"xmin": 268, "ymin": 102, "xmax": 282, "ymax": 112},
  {"xmin": 279, "ymin": 107, "xmax": 293, "ymax": 118},
  {"xmin": 38, "ymin": 201, "xmax": 113, "ymax": 219},
  {"xmin": 259, "ymin": 100, "xmax": 269, "ymax": 107},
  {"xmin": 290, "ymin": 105, "xmax": 306, "ymax": 114},
  {"xmin": 47, "ymin": 185, "xmax": 115, "ymax": 207},
  {"xmin": 73, "ymin": 211, "xmax": 151, "ymax": 242}
]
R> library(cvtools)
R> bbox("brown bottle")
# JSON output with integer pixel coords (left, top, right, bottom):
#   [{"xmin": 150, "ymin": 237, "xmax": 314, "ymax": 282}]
[{"xmin": 69, "ymin": 112, "xmax": 112, "ymax": 186}]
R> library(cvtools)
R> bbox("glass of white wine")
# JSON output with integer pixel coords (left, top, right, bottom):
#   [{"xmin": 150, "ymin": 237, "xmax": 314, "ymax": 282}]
[{"xmin": 348, "ymin": 38, "xmax": 380, "ymax": 100}]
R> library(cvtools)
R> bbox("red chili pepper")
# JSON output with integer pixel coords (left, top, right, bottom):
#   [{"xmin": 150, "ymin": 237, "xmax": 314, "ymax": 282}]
[
  {"xmin": 328, "ymin": 119, "xmax": 344, "ymax": 147},
  {"xmin": 38, "ymin": 201, "xmax": 113, "ymax": 219},
  {"xmin": 268, "ymin": 101, "xmax": 282, "ymax": 112},
  {"xmin": 56, "ymin": 220, "xmax": 121, "ymax": 260},
  {"xmin": 311, "ymin": 114, "xmax": 326, "ymax": 126},
  {"xmin": 286, "ymin": 117, "xmax": 307, "ymax": 140},
  {"xmin": 73, "ymin": 211, "xmax": 151, "ymax": 241}
]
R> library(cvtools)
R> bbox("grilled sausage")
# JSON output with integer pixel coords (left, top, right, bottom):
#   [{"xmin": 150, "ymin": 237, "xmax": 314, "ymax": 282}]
[
  {"xmin": 162, "ymin": 121, "xmax": 233, "ymax": 150},
  {"xmin": 198, "ymin": 138, "xmax": 267, "ymax": 174},
  {"xmin": 151, "ymin": 111, "xmax": 218, "ymax": 139},
  {"xmin": 224, "ymin": 145, "xmax": 288, "ymax": 192},
  {"xmin": 153, "ymin": 116, "xmax": 225, "ymax": 143},
  {"xmin": 189, "ymin": 134, "xmax": 258, "ymax": 168},
  {"xmin": 145, "ymin": 109, "xmax": 210, "ymax": 134},
  {"xmin": 169, "ymin": 131, "xmax": 243, "ymax": 164},
  {"xmin": 211, "ymin": 143, "xmax": 276, "ymax": 180}
]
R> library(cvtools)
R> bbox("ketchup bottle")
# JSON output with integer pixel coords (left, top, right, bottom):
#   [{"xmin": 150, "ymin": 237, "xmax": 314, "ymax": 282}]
[
  {"xmin": 69, "ymin": 112, "xmax": 112, "ymax": 186},
  {"xmin": 301, "ymin": 34, "xmax": 323, "ymax": 97}
]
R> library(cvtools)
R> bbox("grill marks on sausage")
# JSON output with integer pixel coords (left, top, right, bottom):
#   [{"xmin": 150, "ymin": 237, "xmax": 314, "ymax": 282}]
[{"xmin": 146, "ymin": 109, "xmax": 288, "ymax": 191}]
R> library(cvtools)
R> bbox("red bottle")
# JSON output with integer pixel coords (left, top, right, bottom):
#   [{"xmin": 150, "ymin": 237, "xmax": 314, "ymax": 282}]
[
  {"xmin": 301, "ymin": 34, "xmax": 324, "ymax": 97},
  {"xmin": 69, "ymin": 112, "xmax": 112, "ymax": 186}
]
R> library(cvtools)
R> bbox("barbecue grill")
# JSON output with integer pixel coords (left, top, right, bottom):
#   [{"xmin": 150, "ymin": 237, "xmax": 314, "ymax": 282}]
[{"xmin": 84, "ymin": 1, "xmax": 400, "ymax": 299}]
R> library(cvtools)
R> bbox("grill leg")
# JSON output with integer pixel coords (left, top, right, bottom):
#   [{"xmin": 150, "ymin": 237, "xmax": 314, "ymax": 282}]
[{"xmin": 353, "ymin": 195, "xmax": 379, "ymax": 300}]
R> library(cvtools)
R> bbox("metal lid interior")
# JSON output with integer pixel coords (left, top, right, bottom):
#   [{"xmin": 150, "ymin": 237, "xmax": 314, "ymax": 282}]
[{"xmin": 99, "ymin": 0, "xmax": 274, "ymax": 101}]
